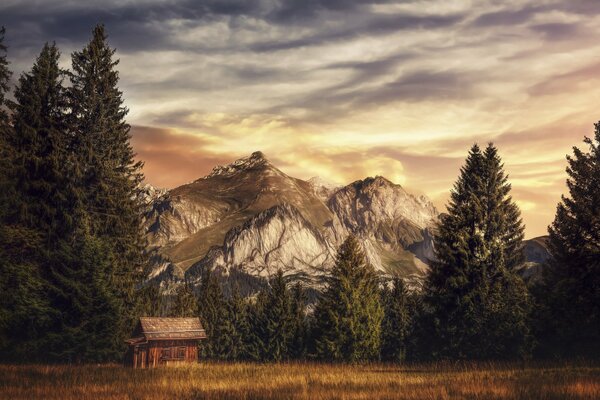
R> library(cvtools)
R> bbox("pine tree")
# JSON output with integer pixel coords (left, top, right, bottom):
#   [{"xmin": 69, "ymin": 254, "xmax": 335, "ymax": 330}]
[
  {"xmin": 68, "ymin": 24, "xmax": 146, "ymax": 344},
  {"xmin": 197, "ymin": 267, "xmax": 233, "ymax": 359},
  {"xmin": 171, "ymin": 281, "xmax": 198, "ymax": 318},
  {"xmin": 226, "ymin": 286, "xmax": 255, "ymax": 360},
  {"xmin": 0, "ymin": 42, "xmax": 72, "ymax": 361},
  {"xmin": 0, "ymin": 27, "xmax": 10, "ymax": 123},
  {"xmin": 380, "ymin": 277, "xmax": 412, "ymax": 362},
  {"xmin": 539, "ymin": 123, "xmax": 600, "ymax": 357},
  {"xmin": 0, "ymin": 25, "xmax": 20, "ymax": 359},
  {"xmin": 424, "ymin": 143, "xmax": 531, "ymax": 360},
  {"xmin": 255, "ymin": 270, "xmax": 294, "ymax": 361},
  {"xmin": 313, "ymin": 235, "xmax": 383, "ymax": 362},
  {"xmin": 289, "ymin": 282, "xmax": 308, "ymax": 359}
]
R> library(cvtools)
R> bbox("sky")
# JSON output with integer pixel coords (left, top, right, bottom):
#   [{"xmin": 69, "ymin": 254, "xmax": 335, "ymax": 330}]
[{"xmin": 3, "ymin": 0, "xmax": 600, "ymax": 238}]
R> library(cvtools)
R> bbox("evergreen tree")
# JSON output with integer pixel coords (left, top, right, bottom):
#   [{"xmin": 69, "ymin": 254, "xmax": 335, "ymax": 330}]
[
  {"xmin": 288, "ymin": 282, "xmax": 308, "ymax": 359},
  {"xmin": 244, "ymin": 297, "xmax": 265, "ymax": 361},
  {"xmin": 171, "ymin": 281, "xmax": 198, "ymax": 318},
  {"xmin": 0, "ymin": 42, "xmax": 71, "ymax": 361},
  {"xmin": 313, "ymin": 235, "xmax": 383, "ymax": 362},
  {"xmin": 255, "ymin": 270, "xmax": 294, "ymax": 361},
  {"xmin": 226, "ymin": 286, "xmax": 256, "ymax": 360},
  {"xmin": 68, "ymin": 24, "xmax": 146, "ymax": 343},
  {"xmin": 423, "ymin": 143, "xmax": 531, "ymax": 360},
  {"xmin": 0, "ymin": 27, "xmax": 10, "ymax": 123},
  {"xmin": 66, "ymin": 234, "xmax": 123, "ymax": 362},
  {"xmin": 380, "ymin": 277, "xmax": 412, "ymax": 362},
  {"xmin": 538, "ymin": 123, "xmax": 600, "ymax": 357},
  {"xmin": 197, "ymin": 267, "xmax": 233, "ymax": 359}
]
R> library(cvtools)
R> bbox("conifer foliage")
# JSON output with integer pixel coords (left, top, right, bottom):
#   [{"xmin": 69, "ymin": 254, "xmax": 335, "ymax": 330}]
[
  {"xmin": 0, "ymin": 26, "xmax": 146, "ymax": 362},
  {"xmin": 69, "ymin": 24, "xmax": 146, "ymax": 342},
  {"xmin": 0, "ymin": 42, "xmax": 69, "ymax": 361},
  {"xmin": 171, "ymin": 281, "xmax": 198, "ymax": 318},
  {"xmin": 197, "ymin": 267, "xmax": 233, "ymax": 359},
  {"xmin": 539, "ymin": 123, "xmax": 600, "ymax": 357},
  {"xmin": 254, "ymin": 270, "xmax": 295, "ymax": 361},
  {"xmin": 313, "ymin": 235, "xmax": 383, "ymax": 362},
  {"xmin": 423, "ymin": 143, "xmax": 531, "ymax": 360},
  {"xmin": 380, "ymin": 278, "xmax": 413, "ymax": 362}
]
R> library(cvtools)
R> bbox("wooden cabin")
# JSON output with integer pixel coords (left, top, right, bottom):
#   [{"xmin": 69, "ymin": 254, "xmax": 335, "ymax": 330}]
[{"xmin": 125, "ymin": 317, "xmax": 207, "ymax": 368}]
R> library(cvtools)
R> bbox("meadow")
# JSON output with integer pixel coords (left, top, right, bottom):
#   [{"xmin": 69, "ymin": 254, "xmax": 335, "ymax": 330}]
[{"xmin": 1, "ymin": 361, "xmax": 599, "ymax": 400}]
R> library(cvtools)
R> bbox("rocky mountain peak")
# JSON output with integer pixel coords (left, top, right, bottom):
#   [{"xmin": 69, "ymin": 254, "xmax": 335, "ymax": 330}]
[
  {"xmin": 202, "ymin": 151, "xmax": 272, "ymax": 179},
  {"xmin": 361, "ymin": 175, "xmax": 395, "ymax": 188}
]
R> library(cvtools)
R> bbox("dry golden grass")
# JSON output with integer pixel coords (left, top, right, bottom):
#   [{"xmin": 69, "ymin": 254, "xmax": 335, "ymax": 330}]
[{"xmin": 0, "ymin": 361, "xmax": 599, "ymax": 400}]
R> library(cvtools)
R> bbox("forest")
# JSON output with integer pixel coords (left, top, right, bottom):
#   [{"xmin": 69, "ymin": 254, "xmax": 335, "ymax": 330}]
[{"xmin": 0, "ymin": 24, "xmax": 599, "ymax": 365}]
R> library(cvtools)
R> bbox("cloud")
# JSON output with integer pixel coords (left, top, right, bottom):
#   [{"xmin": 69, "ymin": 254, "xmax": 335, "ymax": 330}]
[
  {"xmin": 250, "ymin": 12, "xmax": 465, "ymax": 52},
  {"xmin": 527, "ymin": 61, "xmax": 600, "ymax": 97},
  {"xmin": 471, "ymin": 5, "xmax": 546, "ymax": 28},
  {"xmin": 530, "ymin": 22, "xmax": 582, "ymax": 41}
]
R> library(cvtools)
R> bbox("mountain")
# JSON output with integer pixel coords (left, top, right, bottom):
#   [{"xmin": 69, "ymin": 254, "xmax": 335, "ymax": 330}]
[
  {"xmin": 142, "ymin": 152, "xmax": 551, "ymax": 293},
  {"xmin": 143, "ymin": 152, "xmax": 438, "ymax": 291}
]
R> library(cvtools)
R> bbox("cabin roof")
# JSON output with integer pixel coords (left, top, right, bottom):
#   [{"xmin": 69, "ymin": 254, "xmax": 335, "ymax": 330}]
[{"xmin": 127, "ymin": 317, "xmax": 207, "ymax": 342}]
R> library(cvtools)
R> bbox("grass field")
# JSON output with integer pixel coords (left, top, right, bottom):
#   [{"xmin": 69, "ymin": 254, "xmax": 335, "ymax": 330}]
[{"xmin": 1, "ymin": 361, "xmax": 599, "ymax": 400}]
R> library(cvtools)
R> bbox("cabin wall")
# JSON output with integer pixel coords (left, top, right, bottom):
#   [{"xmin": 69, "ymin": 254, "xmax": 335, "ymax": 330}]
[{"xmin": 130, "ymin": 340, "xmax": 199, "ymax": 368}]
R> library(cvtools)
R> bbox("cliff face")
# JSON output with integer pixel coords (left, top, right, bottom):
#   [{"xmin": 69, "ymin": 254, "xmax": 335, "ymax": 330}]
[{"xmin": 185, "ymin": 204, "xmax": 336, "ymax": 287}]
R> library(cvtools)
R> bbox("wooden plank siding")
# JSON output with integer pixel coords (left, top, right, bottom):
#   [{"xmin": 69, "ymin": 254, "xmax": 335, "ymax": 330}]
[{"xmin": 131, "ymin": 340, "xmax": 199, "ymax": 368}]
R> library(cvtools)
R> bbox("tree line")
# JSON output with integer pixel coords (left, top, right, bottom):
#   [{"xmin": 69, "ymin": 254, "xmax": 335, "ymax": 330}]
[{"xmin": 0, "ymin": 25, "xmax": 598, "ymax": 363}]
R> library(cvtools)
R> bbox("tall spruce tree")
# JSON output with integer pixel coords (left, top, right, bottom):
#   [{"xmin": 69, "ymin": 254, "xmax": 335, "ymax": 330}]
[
  {"xmin": 380, "ymin": 277, "xmax": 412, "ymax": 362},
  {"xmin": 68, "ymin": 25, "xmax": 146, "ymax": 350},
  {"xmin": 226, "ymin": 286, "xmax": 256, "ymax": 360},
  {"xmin": 255, "ymin": 270, "xmax": 294, "ymax": 361},
  {"xmin": 197, "ymin": 267, "xmax": 233, "ymax": 359},
  {"xmin": 0, "ymin": 42, "xmax": 73, "ymax": 361},
  {"xmin": 539, "ymin": 123, "xmax": 600, "ymax": 357},
  {"xmin": 424, "ymin": 143, "xmax": 531, "ymax": 360},
  {"xmin": 289, "ymin": 282, "xmax": 308, "ymax": 359},
  {"xmin": 0, "ymin": 25, "xmax": 17, "ymax": 358},
  {"xmin": 313, "ymin": 235, "xmax": 383, "ymax": 362}
]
